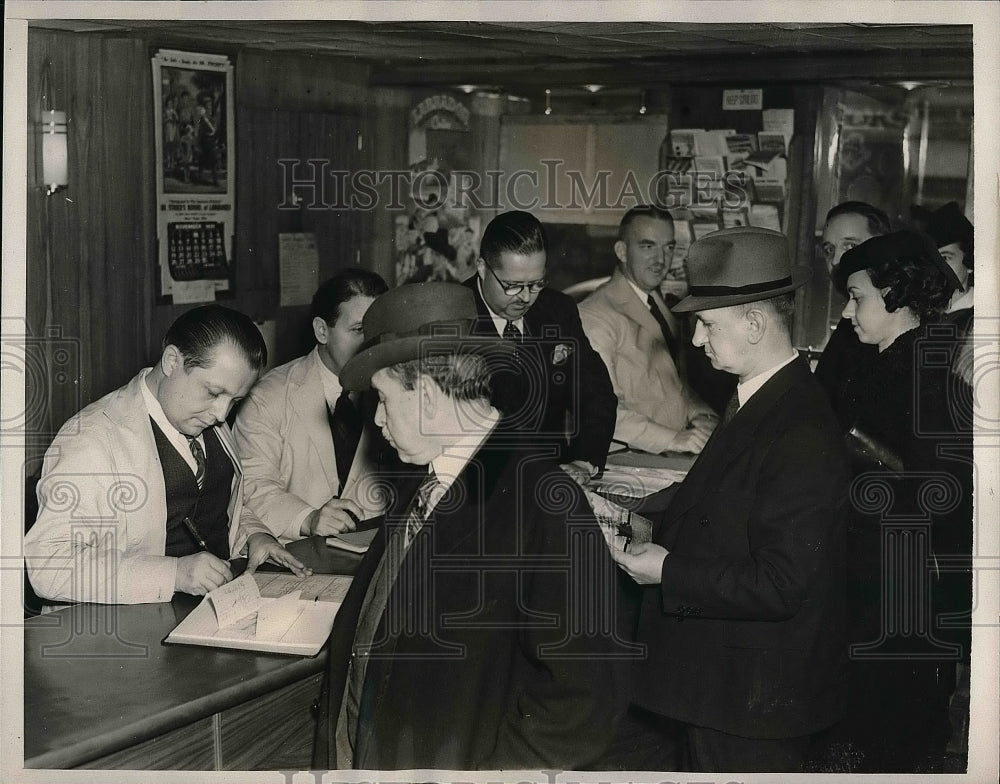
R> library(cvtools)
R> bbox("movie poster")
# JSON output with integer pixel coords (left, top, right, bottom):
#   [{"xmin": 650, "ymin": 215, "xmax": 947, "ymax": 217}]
[{"xmin": 152, "ymin": 50, "xmax": 235, "ymax": 302}]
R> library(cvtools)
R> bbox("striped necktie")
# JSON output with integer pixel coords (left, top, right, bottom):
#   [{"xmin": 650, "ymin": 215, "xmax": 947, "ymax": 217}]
[
  {"xmin": 403, "ymin": 470, "xmax": 444, "ymax": 548},
  {"xmin": 188, "ymin": 436, "xmax": 206, "ymax": 489}
]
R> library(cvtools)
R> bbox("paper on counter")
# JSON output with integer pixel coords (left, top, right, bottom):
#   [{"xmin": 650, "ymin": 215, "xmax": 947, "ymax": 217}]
[
  {"xmin": 256, "ymin": 590, "xmax": 304, "ymax": 641},
  {"xmin": 207, "ymin": 573, "xmax": 261, "ymax": 628}
]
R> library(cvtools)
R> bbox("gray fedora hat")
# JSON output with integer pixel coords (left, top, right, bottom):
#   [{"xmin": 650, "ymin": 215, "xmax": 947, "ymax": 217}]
[
  {"xmin": 339, "ymin": 282, "xmax": 512, "ymax": 390},
  {"xmin": 672, "ymin": 226, "xmax": 811, "ymax": 313}
]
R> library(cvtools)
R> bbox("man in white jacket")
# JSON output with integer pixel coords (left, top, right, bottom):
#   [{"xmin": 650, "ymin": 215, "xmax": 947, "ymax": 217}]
[
  {"xmin": 579, "ymin": 205, "xmax": 716, "ymax": 454},
  {"xmin": 24, "ymin": 305, "xmax": 308, "ymax": 605},
  {"xmin": 233, "ymin": 270, "xmax": 391, "ymax": 542}
]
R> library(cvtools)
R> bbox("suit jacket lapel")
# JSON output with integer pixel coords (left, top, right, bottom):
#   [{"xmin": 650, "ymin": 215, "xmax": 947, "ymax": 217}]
[
  {"xmin": 609, "ymin": 270, "xmax": 677, "ymax": 347},
  {"xmin": 289, "ymin": 355, "xmax": 340, "ymax": 494}
]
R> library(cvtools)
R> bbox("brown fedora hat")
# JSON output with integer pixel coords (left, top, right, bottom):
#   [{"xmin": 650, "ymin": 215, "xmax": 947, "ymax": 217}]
[
  {"xmin": 672, "ymin": 226, "xmax": 811, "ymax": 313},
  {"xmin": 339, "ymin": 282, "xmax": 512, "ymax": 390}
]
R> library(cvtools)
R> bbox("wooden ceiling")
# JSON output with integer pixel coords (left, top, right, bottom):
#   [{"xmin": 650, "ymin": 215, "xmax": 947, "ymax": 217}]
[{"xmin": 28, "ymin": 20, "xmax": 973, "ymax": 88}]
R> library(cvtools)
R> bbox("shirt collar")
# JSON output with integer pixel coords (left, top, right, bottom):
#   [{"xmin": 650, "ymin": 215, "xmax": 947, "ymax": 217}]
[
  {"xmin": 477, "ymin": 276, "xmax": 524, "ymax": 336},
  {"xmin": 429, "ymin": 415, "xmax": 498, "ymax": 502},
  {"xmin": 737, "ymin": 350, "xmax": 798, "ymax": 408},
  {"xmin": 313, "ymin": 345, "xmax": 345, "ymax": 407},
  {"xmin": 623, "ymin": 274, "xmax": 653, "ymax": 306},
  {"xmin": 139, "ymin": 367, "xmax": 203, "ymax": 467}
]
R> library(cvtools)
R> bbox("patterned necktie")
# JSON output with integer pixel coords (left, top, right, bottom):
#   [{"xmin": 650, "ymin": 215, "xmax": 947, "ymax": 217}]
[
  {"xmin": 722, "ymin": 392, "xmax": 740, "ymax": 426},
  {"xmin": 403, "ymin": 469, "xmax": 444, "ymax": 548},
  {"xmin": 503, "ymin": 320, "xmax": 522, "ymax": 341},
  {"xmin": 647, "ymin": 293, "xmax": 681, "ymax": 363},
  {"xmin": 329, "ymin": 388, "xmax": 363, "ymax": 490},
  {"xmin": 188, "ymin": 436, "xmax": 206, "ymax": 489}
]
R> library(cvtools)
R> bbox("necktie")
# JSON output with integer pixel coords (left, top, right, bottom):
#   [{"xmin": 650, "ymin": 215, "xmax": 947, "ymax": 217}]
[
  {"xmin": 403, "ymin": 470, "xmax": 444, "ymax": 548},
  {"xmin": 722, "ymin": 392, "xmax": 740, "ymax": 426},
  {"xmin": 503, "ymin": 320, "xmax": 522, "ymax": 342},
  {"xmin": 647, "ymin": 293, "xmax": 681, "ymax": 363},
  {"xmin": 329, "ymin": 388, "xmax": 363, "ymax": 490},
  {"xmin": 188, "ymin": 437, "xmax": 206, "ymax": 489}
]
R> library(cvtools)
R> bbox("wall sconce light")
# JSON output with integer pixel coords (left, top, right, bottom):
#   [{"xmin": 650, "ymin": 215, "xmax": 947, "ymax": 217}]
[
  {"xmin": 38, "ymin": 60, "xmax": 68, "ymax": 195},
  {"xmin": 544, "ymin": 88, "xmax": 552, "ymax": 116}
]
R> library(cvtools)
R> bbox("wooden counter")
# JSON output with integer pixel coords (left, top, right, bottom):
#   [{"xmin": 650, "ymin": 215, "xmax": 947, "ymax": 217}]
[{"xmin": 24, "ymin": 536, "xmax": 364, "ymax": 770}]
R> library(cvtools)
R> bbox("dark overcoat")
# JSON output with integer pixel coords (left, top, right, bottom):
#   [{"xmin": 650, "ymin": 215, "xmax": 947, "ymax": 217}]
[
  {"xmin": 633, "ymin": 356, "xmax": 851, "ymax": 739},
  {"xmin": 346, "ymin": 428, "xmax": 631, "ymax": 769}
]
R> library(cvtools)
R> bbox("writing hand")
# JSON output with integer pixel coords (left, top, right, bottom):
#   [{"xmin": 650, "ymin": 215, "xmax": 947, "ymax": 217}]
[
  {"xmin": 175, "ymin": 552, "xmax": 233, "ymax": 595},
  {"xmin": 245, "ymin": 532, "xmax": 313, "ymax": 578},
  {"xmin": 302, "ymin": 498, "xmax": 364, "ymax": 536},
  {"xmin": 608, "ymin": 541, "xmax": 669, "ymax": 585}
]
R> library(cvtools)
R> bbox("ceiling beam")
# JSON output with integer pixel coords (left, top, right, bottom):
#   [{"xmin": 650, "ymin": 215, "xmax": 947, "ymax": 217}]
[{"xmin": 369, "ymin": 49, "xmax": 972, "ymax": 89}]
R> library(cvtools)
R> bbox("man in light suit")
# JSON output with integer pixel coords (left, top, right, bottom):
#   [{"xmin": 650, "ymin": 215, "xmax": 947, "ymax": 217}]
[
  {"xmin": 328, "ymin": 282, "xmax": 629, "ymax": 770},
  {"xmin": 611, "ymin": 227, "xmax": 849, "ymax": 772},
  {"xmin": 24, "ymin": 305, "xmax": 307, "ymax": 605},
  {"xmin": 579, "ymin": 205, "xmax": 716, "ymax": 454},
  {"xmin": 464, "ymin": 210, "xmax": 617, "ymax": 484},
  {"xmin": 233, "ymin": 270, "xmax": 390, "ymax": 542}
]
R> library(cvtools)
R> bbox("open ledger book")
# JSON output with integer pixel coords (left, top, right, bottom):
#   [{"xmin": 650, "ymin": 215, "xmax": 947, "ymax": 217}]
[{"xmin": 164, "ymin": 572, "xmax": 352, "ymax": 656}]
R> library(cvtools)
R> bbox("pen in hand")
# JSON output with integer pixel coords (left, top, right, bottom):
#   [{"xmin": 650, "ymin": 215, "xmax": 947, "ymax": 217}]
[{"xmin": 183, "ymin": 516, "xmax": 210, "ymax": 551}]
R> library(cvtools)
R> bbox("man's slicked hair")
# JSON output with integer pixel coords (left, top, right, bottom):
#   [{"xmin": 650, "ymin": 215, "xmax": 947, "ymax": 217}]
[
  {"xmin": 479, "ymin": 210, "xmax": 547, "ymax": 267},
  {"xmin": 310, "ymin": 268, "xmax": 388, "ymax": 325},
  {"xmin": 825, "ymin": 201, "xmax": 892, "ymax": 237},
  {"xmin": 162, "ymin": 304, "xmax": 267, "ymax": 372},
  {"xmin": 619, "ymin": 204, "xmax": 674, "ymax": 239}
]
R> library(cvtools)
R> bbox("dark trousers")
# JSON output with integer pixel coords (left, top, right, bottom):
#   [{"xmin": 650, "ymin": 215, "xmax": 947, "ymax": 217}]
[{"xmin": 682, "ymin": 724, "xmax": 811, "ymax": 773}]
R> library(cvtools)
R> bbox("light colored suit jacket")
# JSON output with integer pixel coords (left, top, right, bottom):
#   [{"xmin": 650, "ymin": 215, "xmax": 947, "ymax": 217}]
[
  {"xmin": 24, "ymin": 370, "xmax": 268, "ymax": 604},
  {"xmin": 232, "ymin": 350, "xmax": 385, "ymax": 542},
  {"xmin": 579, "ymin": 268, "xmax": 710, "ymax": 453}
]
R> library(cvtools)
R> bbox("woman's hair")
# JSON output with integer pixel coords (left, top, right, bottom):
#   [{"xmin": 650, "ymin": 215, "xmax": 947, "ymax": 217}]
[
  {"xmin": 867, "ymin": 257, "xmax": 955, "ymax": 319},
  {"xmin": 835, "ymin": 231, "xmax": 957, "ymax": 320},
  {"xmin": 310, "ymin": 269, "xmax": 388, "ymax": 326}
]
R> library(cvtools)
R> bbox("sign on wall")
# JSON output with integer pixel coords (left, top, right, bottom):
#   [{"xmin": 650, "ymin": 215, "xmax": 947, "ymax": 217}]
[{"xmin": 152, "ymin": 50, "xmax": 236, "ymax": 302}]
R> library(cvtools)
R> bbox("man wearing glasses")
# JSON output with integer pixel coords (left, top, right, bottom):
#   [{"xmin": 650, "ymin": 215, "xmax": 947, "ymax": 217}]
[
  {"xmin": 580, "ymin": 205, "xmax": 717, "ymax": 455},
  {"xmin": 465, "ymin": 210, "xmax": 616, "ymax": 484}
]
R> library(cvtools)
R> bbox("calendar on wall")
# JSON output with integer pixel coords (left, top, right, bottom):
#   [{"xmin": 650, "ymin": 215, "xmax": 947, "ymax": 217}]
[{"xmin": 152, "ymin": 49, "xmax": 236, "ymax": 303}]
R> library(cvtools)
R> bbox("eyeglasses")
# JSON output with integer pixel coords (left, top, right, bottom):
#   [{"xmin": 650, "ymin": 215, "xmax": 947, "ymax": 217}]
[{"xmin": 482, "ymin": 259, "xmax": 547, "ymax": 297}]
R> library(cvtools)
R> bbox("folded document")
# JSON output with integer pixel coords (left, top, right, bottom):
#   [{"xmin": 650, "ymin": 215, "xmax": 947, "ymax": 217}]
[{"xmin": 164, "ymin": 573, "xmax": 347, "ymax": 656}]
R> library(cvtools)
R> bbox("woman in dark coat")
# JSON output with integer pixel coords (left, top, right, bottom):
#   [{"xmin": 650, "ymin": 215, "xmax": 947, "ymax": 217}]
[{"xmin": 823, "ymin": 230, "xmax": 972, "ymax": 772}]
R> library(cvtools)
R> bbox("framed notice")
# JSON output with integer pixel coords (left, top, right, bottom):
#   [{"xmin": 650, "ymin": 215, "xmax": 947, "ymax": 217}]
[{"xmin": 152, "ymin": 50, "xmax": 236, "ymax": 302}]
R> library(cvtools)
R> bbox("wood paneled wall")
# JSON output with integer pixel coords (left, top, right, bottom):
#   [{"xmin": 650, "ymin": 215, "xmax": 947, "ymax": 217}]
[{"xmin": 24, "ymin": 31, "xmax": 409, "ymax": 461}]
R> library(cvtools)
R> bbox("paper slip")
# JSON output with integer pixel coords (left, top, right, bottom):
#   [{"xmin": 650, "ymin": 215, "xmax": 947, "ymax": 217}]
[{"xmin": 208, "ymin": 573, "xmax": 261, "ymax": 628}]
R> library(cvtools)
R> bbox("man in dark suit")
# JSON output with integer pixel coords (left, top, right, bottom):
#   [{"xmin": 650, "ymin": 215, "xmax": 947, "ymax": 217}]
[
  {"xmin": 330, "ymin": 282, "xmax": 629, "ymax": 770},
  {"xmin": 464, "ymin": 210, "xmax": 617, "ymax": 484},
  {"xmin": 611, "ymin": 227, "xmax": 850, "ymax": 772}
]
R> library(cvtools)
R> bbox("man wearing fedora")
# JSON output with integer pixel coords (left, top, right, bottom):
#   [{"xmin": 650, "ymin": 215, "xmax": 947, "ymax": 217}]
[
  {"xmin": 610, "ymin": 227, "xmax": 850, "ymax": 772},
  {"xmin": 465, "ymin": 210, "xmax": 617, "ymax": 484},
  {"xmin": 327, "ymin": 282, "xmax": 629, "ymax": 770}
]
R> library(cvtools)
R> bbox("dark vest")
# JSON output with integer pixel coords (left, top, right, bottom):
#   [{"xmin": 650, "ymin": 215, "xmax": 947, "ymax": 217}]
[{"xmin": 150, "ymin": 419, "xmax": 234, "ymax": 559}]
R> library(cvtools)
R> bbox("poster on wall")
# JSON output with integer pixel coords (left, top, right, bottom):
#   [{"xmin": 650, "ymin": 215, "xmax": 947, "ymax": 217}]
[
  {"xmin": 152, "ymin": 50, "xmax": 236, "ymax": 302},
  {"xmin": 396, "ymin": 93, "xmax": 480, "ymax": 286}
]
